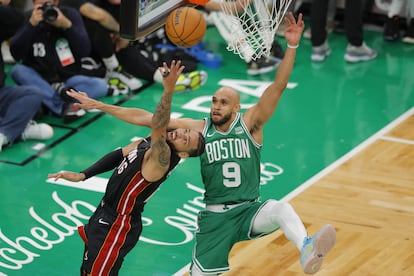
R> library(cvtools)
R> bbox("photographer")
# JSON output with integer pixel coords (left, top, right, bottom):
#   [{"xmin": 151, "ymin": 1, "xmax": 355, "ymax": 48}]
[
  {"xmin": 9, "ymin": 0, "xmax": 110, "ymax": 123},
  {"xmin": 1, "ymin": 0, "xmax": 54, "ymax": 151}
]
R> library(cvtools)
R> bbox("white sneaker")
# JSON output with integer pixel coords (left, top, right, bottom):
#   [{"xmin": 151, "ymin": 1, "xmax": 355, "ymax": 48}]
[
  {"xmin": 344, "ymin": 42, "xmax": 377, "ymax": 63},
  {"xmin": 1, "ymin": 41, "xmax": 15, "ymax": 64},
  {"xmin": 62, "ymin": 103, "xmax": 86, "ymax": 124},
  {"xmin": 0, "ymin": 133, "xmax": 9, "ymax": 152},
  {"xmin": 21, "ymin": 120, "xmax": 54, "ymax": 140},
  {"xmin": 402, "ymin": 19, "xmax": 414, "ymax": 44},
  {"xmin": 106, "ymin": 66, "xmax": 142, "ymax": 90},
  {"xmin": 311, "ymin": 41, "xmax": 331, "ymax": 62}
]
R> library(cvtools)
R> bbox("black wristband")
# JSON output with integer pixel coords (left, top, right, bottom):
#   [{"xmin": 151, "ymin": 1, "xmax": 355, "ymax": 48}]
[{"xmin": 81, "ymin": 148, "xmax": 123, "ymax": 179}]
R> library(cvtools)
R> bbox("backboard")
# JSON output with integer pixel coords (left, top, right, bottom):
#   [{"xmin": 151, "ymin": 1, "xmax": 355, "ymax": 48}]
[{"xmin": 120, "ymin": 0, "xmax": 190, "ymax": 40}]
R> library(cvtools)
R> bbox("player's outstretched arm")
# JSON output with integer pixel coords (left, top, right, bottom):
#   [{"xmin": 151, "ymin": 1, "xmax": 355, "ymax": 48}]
[
  {"xmin": 48, "ymin": 140, "xmax": 142, "ymax": 182},
  {"xmin": 67, "ymin": 86, "xmax": 203, "ymax": 132},
  {"xmin": 245, "ymin": 12, "xmax": 304, "ymax": 129},
  {"xmin": 67, "ymin": 89, "xmax": 153, "ymax": 127},
  {"xmin": 142, "ymin": 60, "xmax": 185, "ymax": 181}
]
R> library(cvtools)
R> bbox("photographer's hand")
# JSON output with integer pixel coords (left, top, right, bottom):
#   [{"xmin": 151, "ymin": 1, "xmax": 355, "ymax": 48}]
[
  {"xmin": 29, "ymin": 4, "xmax": 44, "ymax": 26},
  {"xmin": 50, "ymin": 7, "xmax": 72, "ymax": 30}
]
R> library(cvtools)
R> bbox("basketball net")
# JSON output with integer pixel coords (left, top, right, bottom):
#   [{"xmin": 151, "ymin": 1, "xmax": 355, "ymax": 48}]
[{"xmin": 209, "ymin": 0, "xmax": 292, "ymax": 61}]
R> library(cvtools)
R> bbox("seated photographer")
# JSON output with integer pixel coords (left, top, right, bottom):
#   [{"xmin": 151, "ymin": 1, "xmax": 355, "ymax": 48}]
[
  {"xmin": 9, "ymin": 0, "xmax": 113, "ymax": 123},
  {"xmin": 1, "ymin": 0, "xmax": 54, "ymax": 152}
]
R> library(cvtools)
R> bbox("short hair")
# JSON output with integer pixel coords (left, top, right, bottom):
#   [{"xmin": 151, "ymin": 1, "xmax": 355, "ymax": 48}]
[{"xmin": 188, "ymin": 132, "xmax": 205, "ymax": 157}]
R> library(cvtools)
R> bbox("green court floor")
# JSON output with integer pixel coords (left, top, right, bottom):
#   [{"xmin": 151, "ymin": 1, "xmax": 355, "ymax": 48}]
[{"xmin": 0, "ymin": 23, "xmax": 413, "ymax": 275}]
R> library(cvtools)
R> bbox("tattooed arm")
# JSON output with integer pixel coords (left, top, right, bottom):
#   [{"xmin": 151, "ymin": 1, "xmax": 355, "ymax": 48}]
[{"xmin": 141, "ymin": 60, "xmax": 185, "ymax": 181}]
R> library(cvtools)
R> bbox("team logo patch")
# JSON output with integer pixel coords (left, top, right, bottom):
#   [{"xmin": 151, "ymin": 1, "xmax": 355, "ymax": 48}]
[{"xmin": 235, "ymin": 127, "xmax": 243, "ymax": 135}]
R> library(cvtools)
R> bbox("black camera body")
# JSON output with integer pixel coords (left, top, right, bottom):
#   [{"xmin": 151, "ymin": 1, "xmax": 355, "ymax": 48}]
[{"xmin": 40, "ymin": 2, "xmax": 58, "ymax": 23}]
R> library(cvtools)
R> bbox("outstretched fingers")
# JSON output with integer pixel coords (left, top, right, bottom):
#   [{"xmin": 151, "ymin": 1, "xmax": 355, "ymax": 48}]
[
  {"xmin": 283, "ymin": 12, "xmax": 305, "ymax": 46},
  {"xmin": 160, "ymin": 60, "xmax": 185, "ymax": 77},
  {"xmin": 284, "ymin": 12, "xmax": 304, "ymax": 29},
  {"xmin": 160, "ymin": 60, "xmax": 185, "ymax": 92}
]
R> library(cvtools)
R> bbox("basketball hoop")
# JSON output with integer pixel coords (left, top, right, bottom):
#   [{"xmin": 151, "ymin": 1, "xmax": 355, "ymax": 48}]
[{"xmin": 209, "ymin": 0, "xmax": 292, "ymax": 60}]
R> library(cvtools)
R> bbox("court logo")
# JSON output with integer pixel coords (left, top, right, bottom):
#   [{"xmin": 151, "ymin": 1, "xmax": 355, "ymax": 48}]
[
  {"xmin": 0, "ymin": 191, "xmax": 95, "ymax": 272},
  {"xmin": 235, "ymin": 126, "xmax": 243, "ymax": 135}
]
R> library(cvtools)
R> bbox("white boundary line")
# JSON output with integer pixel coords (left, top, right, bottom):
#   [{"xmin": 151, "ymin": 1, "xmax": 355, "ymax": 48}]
[
  {"xmin": 380, "ymin": 136, "xmax": 414, "ymax": 145},
  {"xmin": 173, "ymin": 107, "xmax": 414, "ymax": 275}
]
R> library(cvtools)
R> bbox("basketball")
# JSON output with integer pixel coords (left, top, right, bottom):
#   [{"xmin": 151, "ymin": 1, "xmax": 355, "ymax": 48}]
[{"xmin": 165, "ymin": 7, "xmax": 207, "ymax": 48}]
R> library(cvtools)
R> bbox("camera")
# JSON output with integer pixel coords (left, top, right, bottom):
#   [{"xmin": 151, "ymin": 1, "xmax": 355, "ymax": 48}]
[{"xmin": 40, "ymin": 2, "xmax": 58, "ymax": 22}]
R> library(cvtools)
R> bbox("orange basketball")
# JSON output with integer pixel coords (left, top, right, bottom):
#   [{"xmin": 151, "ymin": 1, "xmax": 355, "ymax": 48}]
[{"xmin": 165, "ymin": 7, "xmax": 206, "ymax": 48}]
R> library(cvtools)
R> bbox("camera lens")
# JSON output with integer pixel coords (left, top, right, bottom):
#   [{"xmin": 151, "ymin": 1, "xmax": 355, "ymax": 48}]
[{"xmin": 41, "ymin": 3, "xmax": 58, "ymax": 22}]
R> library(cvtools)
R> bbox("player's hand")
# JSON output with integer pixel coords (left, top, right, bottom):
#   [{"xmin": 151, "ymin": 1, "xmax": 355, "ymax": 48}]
[
  {"xmin": 160, "ymin": 60, "xmax": 185, "ymax": 93},
  {"xmin": 48, "ymin": 171, "xmax": 86, "ymax": 182},
  {"xmin": 29, "ymin": 4, "xmax": 44, "ymax": 26},
  {"xmin": 66, "ymin": 89, "xmax": 100, "ymax": 110},
  {"xmin": 284, "ymin": 12, "xmax": 305, "ymax": 47}
]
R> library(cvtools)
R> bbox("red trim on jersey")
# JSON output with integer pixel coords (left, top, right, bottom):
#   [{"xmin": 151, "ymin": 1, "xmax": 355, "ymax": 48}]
[
  {"xmin": 90, "ymin": 172, "xmax": 152, "ymax": 274},
  {"xmin": 116, "ymin": 171, "xmax": 151, "ymax": 215},
  {"xmin": 78, "ymin": 225, "xmax": 88, "ymax": 245},
  {"xmin": 91, "ymin": 214, "xmax": 132, "ymax": 275}
]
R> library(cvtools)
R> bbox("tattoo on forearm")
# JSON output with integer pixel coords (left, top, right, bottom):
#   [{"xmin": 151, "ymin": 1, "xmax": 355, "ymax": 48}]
[
  {"xmin": 153, "ymin": 137, "xmax": 170, "ymax": 167},
  {"xmin": 152, "ymin": 92, "xmax": 173, "ymax": 129}
]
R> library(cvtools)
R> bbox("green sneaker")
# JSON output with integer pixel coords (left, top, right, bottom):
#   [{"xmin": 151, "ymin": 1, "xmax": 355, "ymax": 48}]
[
  {"xmin": 300, "ymin": 224, "xmax": 336, "ymax": 274},
  {"xmin": 106, "ymin": 66, "xmax": 142, "ymax": 90},
  {"xmin": 107, "ymin": 78, "xmax": 129, "ymax": 96},
  {"xmin": 174, "ymin": 70, "xmax": 207, "ymax": 93}
]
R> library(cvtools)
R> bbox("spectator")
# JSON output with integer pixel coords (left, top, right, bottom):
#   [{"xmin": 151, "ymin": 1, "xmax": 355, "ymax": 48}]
[
  {"xmin": 1, "ymin": 0, "xmax": 53, "ymax": 152},
  {"xmin": 303, "ymin": 0, "xmax": 337, "ymax": 39},
  {"xmin": 0, "ymin": 0, "xmax": 25, "ymax": 64},
  {"xmin": 310, "ymin": 0, "xmax": 377, "ymax": 63},
  {"xmin": 383, "ymin": 0, "xmax": 414, "ymax": 44},
  {"xmin": 10, "ymin": 0, "xmax": 111, "ymax": 123}
]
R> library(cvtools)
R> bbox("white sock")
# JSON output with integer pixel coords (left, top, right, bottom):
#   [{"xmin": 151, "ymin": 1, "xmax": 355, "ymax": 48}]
[
  {"xmin": 252, "ymin": 200, "xmax": 308, "ymax": 251},
  {"xmin": 102, "ymin": 55, "xmax": 119, "ymax": 71}
]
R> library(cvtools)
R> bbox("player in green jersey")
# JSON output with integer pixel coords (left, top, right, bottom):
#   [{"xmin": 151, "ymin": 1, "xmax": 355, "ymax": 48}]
[{"xmin": 66, "ymin": 12, "xmax": 336, "ymax": 275}]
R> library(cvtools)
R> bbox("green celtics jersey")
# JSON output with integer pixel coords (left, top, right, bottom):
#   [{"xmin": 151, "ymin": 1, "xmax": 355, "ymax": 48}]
[{"xmin": 200, "ymin": 113, "xmax": 262, "ymax": 204}]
